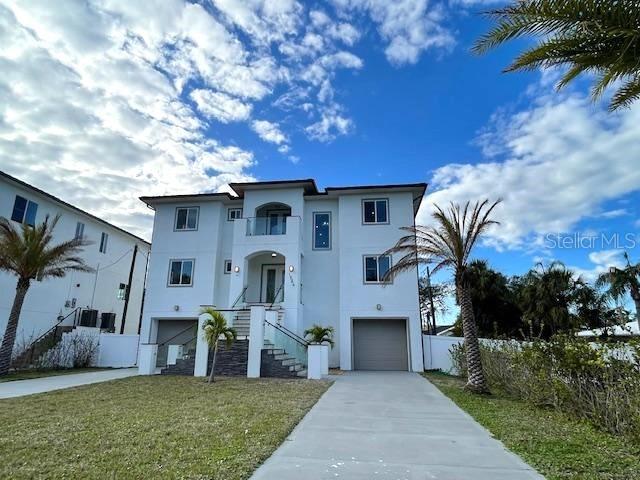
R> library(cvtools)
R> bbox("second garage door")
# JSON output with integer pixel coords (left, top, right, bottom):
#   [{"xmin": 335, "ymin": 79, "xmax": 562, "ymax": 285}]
[{"xmin": 353, "ymin": 318, "xmax": 408, "ymax": 371}]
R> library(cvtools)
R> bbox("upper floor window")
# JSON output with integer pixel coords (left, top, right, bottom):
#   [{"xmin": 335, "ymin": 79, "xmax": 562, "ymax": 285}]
[
  {"xmin": 362, "ymin": 199, "xmax": 388, "ymax": 224},
  {"xmin": 11, "ymin": 195, "xmax": 38, "ymax": 226},
  {"xmin": 227, "ymin": 208, "xmax": 242, "ymax": 221},
  {"xmin": 99, "ymin": 232, "xmax": 109, "ymax": 253},
  {"xmin": 75, "ymin": 222, "xmax": 85, "ymax": 240},
  {"xmin": 313, "ymin": 212, "xmax": 331, "ymax": 250},
  {"xmin": 175, "ymin": 207, "xmax": 199, "ymax": 231},
  {"xmin": 168, "ymin": 259, "xmax": 194, "ymax": 286},
  {"xmin": 363, "ymin": 255, "xmax": 392, "ymax": 284}
]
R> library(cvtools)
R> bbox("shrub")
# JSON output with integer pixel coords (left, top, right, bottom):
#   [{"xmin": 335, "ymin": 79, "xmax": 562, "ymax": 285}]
[
  {"xmin": 36, "ymin": 332, "xmax": 98, "ymax": 369},
  {"xmin": 450, "ymin": 335, "xmax": 640, "ymax": 439}
]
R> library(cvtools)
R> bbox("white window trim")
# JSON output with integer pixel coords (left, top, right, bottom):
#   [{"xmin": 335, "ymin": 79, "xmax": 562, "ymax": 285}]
[
  {"xmin": 174, "ymin": 206, "xmax": 200, "ymax": 231},
  {"xmin": 312, "ymin": 211, "xmax": 332, "ymax": 250},
  {"xmin": 167, "ymin": 259, "xmax": 195, "ymax": 287},
  {"xmin": 363, "ymin": 254, "xmax": 392, "ymax": 284},
  {"xmin": 362, "ymin": 198, "xmax": 389, "ymax": 225},
  {"xmin": 227, "ymin": 208, "xmax": 243, "ymax": 221},
  {"xmin": 224, "ymin": 259, "xmax": 232, "ymax": 274}
]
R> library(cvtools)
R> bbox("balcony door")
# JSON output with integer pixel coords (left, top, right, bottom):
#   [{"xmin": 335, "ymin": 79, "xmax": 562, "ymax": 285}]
[
  {"xmin": 266, "ymin": 209, "xmax": 288, "ymax": 235},
  {"xmin": 261, "ymin": 265, "xmax": 285, "ymax": 304}
]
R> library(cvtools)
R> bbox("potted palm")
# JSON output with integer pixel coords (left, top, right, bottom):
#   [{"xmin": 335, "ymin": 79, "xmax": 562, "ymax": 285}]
[
  {"xmin": 200, "ymin": 307, "xmax": 237, "ymax": 383},
  {"xmin": 304, "ymin": 325, "xmax": 334, "ymax": 377}
]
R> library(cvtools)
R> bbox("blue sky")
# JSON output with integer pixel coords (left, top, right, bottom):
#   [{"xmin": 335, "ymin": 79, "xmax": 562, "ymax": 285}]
[{"xmin": 1, "ymin": 0, "xmax": 639, "ymax": 321}]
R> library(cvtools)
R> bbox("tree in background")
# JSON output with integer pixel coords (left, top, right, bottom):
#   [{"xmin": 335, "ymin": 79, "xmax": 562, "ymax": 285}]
[
  {"xmin": 474, "ymin": 0, "xmax": 640, "ymax": 111},
  {"xmin": 0, "ymin": 215, "xmax": 92, "ymax": 376},
  {"xmin": 384, "ymin": 199, "xmax": 501, "ymax": 393},
  {"xmin": 418, "ymin": 276, "xmax": 452, "ymax": 333},
  {"xmin": 596, "ymin": 252, "xmax": 640, "ymax": 330}
]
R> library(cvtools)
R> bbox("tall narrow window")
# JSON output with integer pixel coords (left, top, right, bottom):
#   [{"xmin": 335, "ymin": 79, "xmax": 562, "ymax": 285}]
[
  {"xmin": 168, "ymin": 259, "xmax": 194, "ymax": 286},
  {"xmin": 175, "ymin": 207, "xmax": 199, "ymax": 230},
  {"xmin": 11, "ymin": 195, "xmax": 38, "ymax": 226},
  {"xmin": 313, "ymin": 212, "xmax": 331, "ymax": 250},
  {"xmin": 227, "ymin": 208, "xmax": 243, "ymax": 221},
  {"xmin": 363, "ymin": 255, "xmax": 392, "ymax": 283},
  {"xmin": 224, "ymin": 259, "xmax": 232, "ymax": 274},
  {"xmin": 75, "ymin": 222, "xmax": 85, "ymax": 240},
  {"xmin": 362, "ymin": 199, "xmax": 388, "ymax": 224},
  {"xmin": 99, "ymin": 232, "xmax": 109, "ymax": 254}
]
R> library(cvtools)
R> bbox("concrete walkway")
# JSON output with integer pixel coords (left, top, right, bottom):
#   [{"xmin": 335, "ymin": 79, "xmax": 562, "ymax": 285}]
[
  {"xmin": 0, "ymin": 368, "xmax": 139, "ymax": 399},
  {"xmin": 252, "ymin": 371, "xmax": 543, "ymax": 480}
]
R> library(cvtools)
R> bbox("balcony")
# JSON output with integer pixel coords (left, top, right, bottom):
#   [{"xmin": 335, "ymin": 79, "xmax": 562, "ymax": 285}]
[{"xmin": 246, "ymin": 216, "xmax": 288, "ymax": 236}]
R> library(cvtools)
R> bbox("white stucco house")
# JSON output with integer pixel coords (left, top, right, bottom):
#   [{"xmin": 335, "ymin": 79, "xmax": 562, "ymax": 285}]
[
  {"xmin": 139, "ymin": 179, "xmax": 426, "ymax": 374},
  {"xmin": 0, "ymin": 171, "xmax": 150, "ymax": 351}
]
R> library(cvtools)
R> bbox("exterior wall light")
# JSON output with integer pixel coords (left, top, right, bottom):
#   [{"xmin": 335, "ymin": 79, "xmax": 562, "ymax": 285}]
[
  {"xmin": 289, "ymin": 265, "xmax": 294, "ymax": 272},
  {"xmin": 173, "ymin": 305, "xmax": 180, "ymax": 311},
  {"xmin": 376, "ymin": 304, "xmax": 382, "ymax": 311},
  {"xmin": 234, "ymin": 266, "xmax": 240, "ymax": 273},
  {"xmin": 271, "ymin": 252, "xmax": 277, "ymax": 257}
]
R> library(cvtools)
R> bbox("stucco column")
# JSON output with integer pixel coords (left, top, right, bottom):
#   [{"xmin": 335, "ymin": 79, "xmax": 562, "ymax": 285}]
[
  {"xmin": 194, "ymin": 313, "xmax": 209, "ymax": 377},
  {"xmin": 307, "ymin": 344, "xmax": 323, "ymax": 379},
  {"xmin": 137, "ymin": 344, "xmax": 157, "ymax": 375},
  {"xmin": 247, "ymin": 305, "xmax": 265, "ymax": 378}
]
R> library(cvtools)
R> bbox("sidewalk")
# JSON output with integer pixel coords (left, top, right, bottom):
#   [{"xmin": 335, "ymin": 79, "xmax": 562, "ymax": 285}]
[
  {"xmin": 0, "ymin": 368, "xmax": 139, "ymax": 399},
  {"xmin": 251, "ymin": 371, "xmax": 543, "ymax": 479}
]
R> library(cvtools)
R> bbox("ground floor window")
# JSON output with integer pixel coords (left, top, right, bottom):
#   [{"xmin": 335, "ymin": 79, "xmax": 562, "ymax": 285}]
[{"xmin": 363, "ymin": 255, "xmax": 391, "ymax": 283}]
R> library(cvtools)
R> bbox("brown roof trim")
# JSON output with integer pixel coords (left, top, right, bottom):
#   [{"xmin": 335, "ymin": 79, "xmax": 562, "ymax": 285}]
[
  {"xmin": 139, "ymin": 192, "xmax": 238, "ymax": 208},
  {"xmin": 324, "ymin": 182, "xmax": 428, "ymax": 215},
  {"xmin": 229, "ymin": 178, "xmax": 318, "ymax": 196},
  {"xmin": 0, "ymin": 170, "xmax": 150, "ymax": 245}
]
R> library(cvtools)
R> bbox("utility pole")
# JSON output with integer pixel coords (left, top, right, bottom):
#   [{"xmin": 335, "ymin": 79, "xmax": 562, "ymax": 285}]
[
  {"xmin": 120, "ymin": 244, "xmax": 138, "ymax": 334},
  {"xmin": 426, "ymin": 266, "xmax": 437, "ymax": 335}
]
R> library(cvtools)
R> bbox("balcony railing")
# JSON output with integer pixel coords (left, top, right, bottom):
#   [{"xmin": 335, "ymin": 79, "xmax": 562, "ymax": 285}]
[{"xmin": 246, "ymin": 216, "xmax": 288, "ymax": 236}]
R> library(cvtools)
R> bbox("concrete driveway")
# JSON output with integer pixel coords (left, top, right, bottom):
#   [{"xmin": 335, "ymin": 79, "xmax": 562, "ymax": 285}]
[
  {"xmin": 252, "ymin": 371, "xmax": 543, "ymax": 480},
  {"xmin": 0, "ymin": 368, "xmax": 139, "ymax": 399}
]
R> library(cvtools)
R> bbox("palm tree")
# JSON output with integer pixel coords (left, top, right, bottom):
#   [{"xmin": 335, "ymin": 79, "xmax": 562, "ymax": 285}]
[
  {"xmin": 596, "ymin": 252, "xmax": 640, "ymax": 330},
  {"xmin": 200, "ymin": 307, "xmax": 237, "ymax": 383},
  {"xmin": 304, "ymin": 325, "xmax": 334, "ymax": 347},
  {"xmin": 0, "ymin": 215, "xmax": 92, "ymax": 375},
  {"xmin": 473, "ymin": 0, "xmax": 640, "ymax": 111},
  {"xmin": 384, "ymin": 200, "xmax": 501, "ymax": 393}
]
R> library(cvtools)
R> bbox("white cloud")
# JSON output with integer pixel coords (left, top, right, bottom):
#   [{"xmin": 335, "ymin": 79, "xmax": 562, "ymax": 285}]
[
  {"xmin": 251, "ymin": 120, "xmax": 288, "ymax": 145},
  {"xmin": 419, "ymin": 89, "xmax": 640, "ymax": 250},
  {"xmin": 570, "ymin": 250, "xmax": 627, "ymax": 283},
  {"xmin": 190, "ymin": 90, "xmax": 252, "ymax": 123},
  {"xmin": 305, "ymin": 105, "xmax": 353, "ymax": 141},
  {"xmin": 331, "ymin": 0, "xmax": 454, "ymax": 65}
]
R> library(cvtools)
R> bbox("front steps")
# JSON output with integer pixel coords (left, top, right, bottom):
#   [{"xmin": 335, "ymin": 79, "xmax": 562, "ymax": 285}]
[
  {"xmin": 261, "ymin": 341, "xmax": 307, "ymax": 378},
  {"xmin": 232, "ymin": 307, "xmax": 285, "ymax": 337}
]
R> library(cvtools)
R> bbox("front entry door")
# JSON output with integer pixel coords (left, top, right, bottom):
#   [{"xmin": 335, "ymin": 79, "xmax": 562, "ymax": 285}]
[{"xmin": 261, "ymin": 265, "xmax": 285, "ymax": 303}]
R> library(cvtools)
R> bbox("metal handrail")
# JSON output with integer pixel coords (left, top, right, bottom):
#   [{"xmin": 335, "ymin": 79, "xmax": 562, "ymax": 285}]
[
  {"xmin": 268, "ymin": 283, "xmax": 284, "ymax": 310},
  {"xmin": 19, "ymin": 307, "xmax": 81, "ymax": 365},
  {"xmin": 158, "ymin": 324, "xmax": 196, "ymax": 347},
  {"xmin": 231, "ymin": 286, "xmax": 248, "ymax": 309},
  {"xmin": 264, "ymin": 318, "xmax": 308, "ymax": 347}
]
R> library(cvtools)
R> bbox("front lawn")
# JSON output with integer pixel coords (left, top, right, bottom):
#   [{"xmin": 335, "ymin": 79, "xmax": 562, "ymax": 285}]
[
  {"xmin": 0, "ymin": 367, "xmax": 108, "ymax": 383},
  {"xmin": 424, "ymin": 372, "xmax": 640, "ymax": 480},
  {"xmin": 0, "ymin": 376, "xmax": 330, "ymax": 479}
]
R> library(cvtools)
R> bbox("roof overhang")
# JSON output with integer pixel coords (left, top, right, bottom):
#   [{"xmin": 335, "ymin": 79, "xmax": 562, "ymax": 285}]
[
  {"xmin": 228, "ymin": 179, "xmax": 318, "ymax": 197},
  {"xmin": 320, "ymin": 182, "xmax": 427, "ymax": 215}
]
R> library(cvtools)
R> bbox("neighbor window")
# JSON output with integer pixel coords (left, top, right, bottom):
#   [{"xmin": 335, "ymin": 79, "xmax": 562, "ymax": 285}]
[
  {"xmin": 363, "ymin": 255, "xmax": 391, "ymax": 283},
  {"xmin": 175, "ymin": 207, "xmax": 199, "ymax": 231},
  {"xmin": 74, "ymin": 222, "xmax": 85, "ymax": 240},
  {"xmin": 224, "ymin": 259, "xmax": 232, "ymax": 274},
  {"xmin": 99, "ymin": 232, "xmax": 109, "ymax": 254},
  {"xmin": 313, "ymin": 212, "xmax": 331, "ymax": 250},
  {"xmin": 227, "ymin": 208, "xmax": 243, "ymax": 221},
  {"xmin": 168, "ymin": 259, "xmax": 194, "ymax": 286},
  {"xmin": 362, "ymin": 199, "xmax": 388, "ymax": 224},
  {"xmin": 11, "ymin": 195, "xmax": 38, "ymax": 226}
]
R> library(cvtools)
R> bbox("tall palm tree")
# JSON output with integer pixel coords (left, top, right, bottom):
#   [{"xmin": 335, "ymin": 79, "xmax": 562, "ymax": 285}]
[
  {"xmin": 473, "ymin": 0, "xmax": 640, "ymax": 111},
  {"xmin": 596, "ymin": 252, "xmax": 640, "ymax": 330},
  {"xmin": 384, "ymin": 200, "xmax": 501, "ymax": 393},
  {"xmin": 200, "ymin": 307, "xmax": 237, "ymax": 383},
  {"xmin": 0, "ymin": 215, "xmax": 92, "ymax": 375}
]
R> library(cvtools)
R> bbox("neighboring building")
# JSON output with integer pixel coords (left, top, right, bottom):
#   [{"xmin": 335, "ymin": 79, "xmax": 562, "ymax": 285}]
[
  {"xmin": 140, "ymin": 179, "xmax": 426, "ymax": 372},
  {"xmin": 0, "ymin": 171, "xmax": 150, "ymax": 346}
]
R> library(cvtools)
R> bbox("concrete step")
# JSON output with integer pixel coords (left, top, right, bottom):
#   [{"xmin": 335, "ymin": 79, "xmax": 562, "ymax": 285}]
[{"xmin": 296, "ymin": 369, "xmax": 307, "ymax": 378}]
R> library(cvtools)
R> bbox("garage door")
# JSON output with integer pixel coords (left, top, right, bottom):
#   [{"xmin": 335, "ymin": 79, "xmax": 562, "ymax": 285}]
[{"xmin": 353, "ymin": 318, "xmax": 408, "ymax": 371}]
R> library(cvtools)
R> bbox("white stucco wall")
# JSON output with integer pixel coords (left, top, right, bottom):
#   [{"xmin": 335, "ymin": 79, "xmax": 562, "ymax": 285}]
[{"xmin": 0, "ymin": 175, "xmax": 150, "ymax": 344}]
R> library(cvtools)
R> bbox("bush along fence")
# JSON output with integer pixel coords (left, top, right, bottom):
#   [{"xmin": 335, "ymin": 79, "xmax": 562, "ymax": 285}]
[{"xmin": 450, "ymin": 335, "xmax": 640, "ymax": 440}]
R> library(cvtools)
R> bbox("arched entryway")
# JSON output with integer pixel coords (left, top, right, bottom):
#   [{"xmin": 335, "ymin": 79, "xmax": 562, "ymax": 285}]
[{"xmin": 245, "ymin": 251, "xmax": 286, "ymax": 304}]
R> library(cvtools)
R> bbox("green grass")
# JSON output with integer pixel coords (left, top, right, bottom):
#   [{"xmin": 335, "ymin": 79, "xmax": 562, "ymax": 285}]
[
  {"xmin": 0, "ymin": 367, "xmax": 108, "ymax": 383},
  {"xmin": 424, "ymin": 372, "xmax": 640, "ymax": 480},
  {"xmin": 0, "ymin": 376, "xmax": 330, "ymax": 479}
]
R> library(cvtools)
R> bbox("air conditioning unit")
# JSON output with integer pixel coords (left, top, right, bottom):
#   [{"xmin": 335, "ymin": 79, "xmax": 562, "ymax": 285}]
[
  {"xmin": 100, "ymin": 312, "xmax": 116, "ymax": 332},
  {"xmin": 79, "ymin": 309, "xmax": 98, "ymax": 327}
]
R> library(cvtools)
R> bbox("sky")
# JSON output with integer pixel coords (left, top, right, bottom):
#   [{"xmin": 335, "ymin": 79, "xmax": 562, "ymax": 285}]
[{"xmin": 1, "ymin": 0, "xmax": 639, "ymax": 322}]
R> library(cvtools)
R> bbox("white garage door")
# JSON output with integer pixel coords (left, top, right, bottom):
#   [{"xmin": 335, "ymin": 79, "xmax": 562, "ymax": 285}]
[{"xmin": 353, "ymin": 318, "xmax": 408, "ymax": 371}]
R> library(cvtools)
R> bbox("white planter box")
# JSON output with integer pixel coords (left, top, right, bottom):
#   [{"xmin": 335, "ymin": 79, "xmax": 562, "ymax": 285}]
[{"xmin": 307, "ymin": 344, "xmax": 323, "ymax": 380}]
